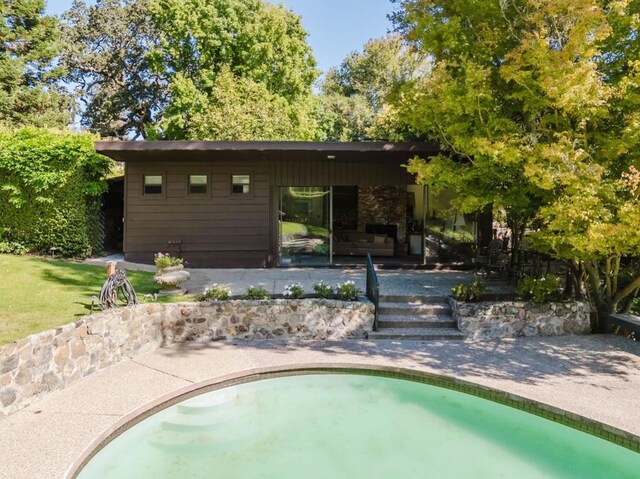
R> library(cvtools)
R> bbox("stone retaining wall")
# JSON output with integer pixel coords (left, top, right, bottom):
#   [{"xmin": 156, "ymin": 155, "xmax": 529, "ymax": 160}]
[
  {"xmin": 450, "ymin": 299, "xmax": 591, "ymax": 340},
  {"xmin": 0, "ymin": 299, "xmax": 374, "ymax": 418}
]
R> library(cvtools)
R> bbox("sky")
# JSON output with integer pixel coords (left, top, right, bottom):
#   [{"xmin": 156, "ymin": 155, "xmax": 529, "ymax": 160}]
[{"xmin": 45, "ymin": 0, "xmax": 396, "ymax": 74}]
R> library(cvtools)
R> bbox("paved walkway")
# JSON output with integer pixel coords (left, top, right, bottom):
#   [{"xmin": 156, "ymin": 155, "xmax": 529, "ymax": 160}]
[
  {"xmin": 1, "ymin": 336, "xmax": 639, "ymax": 478},
  {"xmin": 85, "ymin": 254, "xmax": 511, "ymax": 297}
]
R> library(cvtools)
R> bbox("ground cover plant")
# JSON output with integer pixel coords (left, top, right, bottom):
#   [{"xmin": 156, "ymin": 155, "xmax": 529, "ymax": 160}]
[
  {"xmin": 313, "ymin": 280, "xmax": 334, "ymax": 299},
  {"xmin": 198, "ymin": 284, "xmax": 232, "ymax": 301},
  {"xmin": 243, "ymin": 286, "xmax": 271, "ymax": 300},
  {"xmin": 0, "ymin": 254, "xmax": 187, "ymax": 345},
  {"xmin": 451, "ymin": 280, "xmax": 486, "ymax": 302},
  {"xmin": 516, "ymin": 276, "xmax": 562, "ymax": 303},
  {"xmin": 335, "ymin": 280, "xmax": 360, "ymax": 301},
  {"xmin": 283, "ymin": 283, "xmax": 305, "ymax": 299}
]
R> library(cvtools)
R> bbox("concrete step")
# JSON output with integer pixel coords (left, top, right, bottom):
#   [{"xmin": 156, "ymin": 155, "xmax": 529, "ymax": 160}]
[
  {"xmin": 377, "ymin": 314, "xmax": 457, "ymax": 329},
  {"xmin": 149, "ymin": 423, "xmax": 258, "ymax": 453},
  {"xmin": 378, "ymin": 302, "xmax": 451, "ymax": 316},
  {"xmin": 368, "ymin": 328, "xmax": 464, "ymax": 340},
  {"xmin": 379, "ymin": 295, "xmax": 448, "ymax": 304}
]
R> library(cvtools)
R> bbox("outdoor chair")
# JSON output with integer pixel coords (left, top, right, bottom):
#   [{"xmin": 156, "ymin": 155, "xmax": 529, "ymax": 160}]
[{"xmin": 475, "ymin": 239, "xmax": 510, "ymax": 277}]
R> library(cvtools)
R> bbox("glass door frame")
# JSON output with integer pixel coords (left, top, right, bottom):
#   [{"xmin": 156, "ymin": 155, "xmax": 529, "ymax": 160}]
[{"xmin": 277, "ymin": 186, "xmax": 333, "ymax": 266}]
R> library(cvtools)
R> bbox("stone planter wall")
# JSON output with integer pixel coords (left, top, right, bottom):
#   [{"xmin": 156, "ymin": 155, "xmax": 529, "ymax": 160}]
[
  {"xmin": 0, "ymin": 299, "xmax": 374, "ymax": 418},
  {"xmin": 450, "ymin": 299, "xmax": 591, "ymax": 340}
]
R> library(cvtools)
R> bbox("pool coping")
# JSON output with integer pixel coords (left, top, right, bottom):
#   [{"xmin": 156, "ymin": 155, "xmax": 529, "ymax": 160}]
[{"xmin": 66, "ymin": 362, "xmax": 640, "ymax": 478}]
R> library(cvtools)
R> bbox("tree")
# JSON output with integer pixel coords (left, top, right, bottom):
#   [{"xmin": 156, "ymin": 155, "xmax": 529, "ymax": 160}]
[
  {"xmin": 61, "ymin": 0, "xmax": 165, "ymax": 139},
  {"xmin": 316, "ymin": 34, "xmax": 423, "ymax": 141},
  {"xmin": 148, "ymin": 0, "xmax": 318, "ymax": 140},
  {"xmin": 394, "ymin": 0, "xmax": 640, "ymax": 323},
  {"xmin": 0, "ymin": 0, "xmax": 72, "ymax": 128}
]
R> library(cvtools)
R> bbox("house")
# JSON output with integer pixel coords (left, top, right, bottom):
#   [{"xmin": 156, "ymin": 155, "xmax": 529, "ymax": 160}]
[{"xmin": 95, "ymin": 141, "xmax": 492, "ymax": 268}]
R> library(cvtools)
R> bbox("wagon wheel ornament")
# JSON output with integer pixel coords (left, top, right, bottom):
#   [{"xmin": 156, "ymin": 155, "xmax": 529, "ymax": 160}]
[{"xmin": 99, "ymin": 268, "xmax": 139, "ymax": 309}]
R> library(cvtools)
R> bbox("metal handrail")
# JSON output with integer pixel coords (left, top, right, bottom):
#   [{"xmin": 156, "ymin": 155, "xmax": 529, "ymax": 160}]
[{"xmin": 365, "ymin": 253, "xmax": 380, "ymax": 331}]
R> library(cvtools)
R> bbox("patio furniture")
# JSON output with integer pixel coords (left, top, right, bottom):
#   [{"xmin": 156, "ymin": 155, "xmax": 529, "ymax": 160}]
[{"xmin": 475, "ymin": 239, "xmax": 510, "ymax": 276}]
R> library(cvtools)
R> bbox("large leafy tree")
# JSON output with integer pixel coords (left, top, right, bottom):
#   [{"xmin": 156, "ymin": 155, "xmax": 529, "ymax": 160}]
[
  {"xmin": 0, "ymin": 0, "xmax": 72, "ymax": 127},
  {"xmin": 62, "ymin": 0, "xmax": 165, "ymax": 139},
  {"xmin": 62, "ymin": 0, "xmax": 318, "ymax": 140},
  {"xmin": 394, "ymin": 0, "xmax": 640, "ymax": 321},
  {"xmin": 148, "ymin": 0, "xmax": 318, "ymax": 140},
  {"xmin": 316, "ymin": 34, "xmax": 423, "ymax": 141}
]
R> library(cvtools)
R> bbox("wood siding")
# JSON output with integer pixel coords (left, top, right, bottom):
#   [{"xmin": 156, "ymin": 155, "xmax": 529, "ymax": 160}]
[
  {"xmin": 125, "ymin": 159, "xmax": 270, "ymax": 267},
  {"xmin": 123, "ymin": 153, "xmax": 420, "ymax": 267},
  {"xmin": 269, "ymin": 152, "xmax": 415, "ymax": 186}
]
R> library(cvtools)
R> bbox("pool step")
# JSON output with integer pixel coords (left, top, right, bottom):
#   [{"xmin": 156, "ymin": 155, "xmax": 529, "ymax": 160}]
[
  {"xmin": 149, "ymin": 424, "xmax": 258, "ymax": 453},
  {"xmin": 176, "ymin": 388, "xmax": 239, "ymax": 415},
  {"xmin": 163, "ymin": 402, "xmax": 256, "ymax": 432},
  {"xmin": 150, "ymin": 392, "xmax": 259, "ymax": 452}
]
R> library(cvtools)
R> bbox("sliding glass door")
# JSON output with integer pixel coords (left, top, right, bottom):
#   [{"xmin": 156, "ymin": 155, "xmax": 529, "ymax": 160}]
[{"xmin": 279, "ymin": 187, "xmax": 332, "ymax": 266}]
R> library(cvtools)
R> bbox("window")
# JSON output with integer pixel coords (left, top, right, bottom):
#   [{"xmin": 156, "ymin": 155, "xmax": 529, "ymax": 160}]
[
  {"xmin": 143, "ymin": 175, "xmax": 163, "ymax": 195},
  {"xmin": 231, "ymin": 175, "xmax": 250, "ymax": 195},
  {"xmin": 189, "ymin": 174, "xmax": 208, "ymax": 194}
]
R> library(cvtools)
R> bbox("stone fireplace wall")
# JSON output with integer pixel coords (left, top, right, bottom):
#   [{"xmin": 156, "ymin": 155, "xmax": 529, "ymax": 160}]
[{"xmin": 357, "ymin": 186, "xmax": 407, "ymax": 246}]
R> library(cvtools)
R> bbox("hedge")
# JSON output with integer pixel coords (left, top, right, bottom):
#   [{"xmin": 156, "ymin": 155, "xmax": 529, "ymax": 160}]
[{"xmin": 0, "ymin": 128, "xmax": 113, "ymax": 257}]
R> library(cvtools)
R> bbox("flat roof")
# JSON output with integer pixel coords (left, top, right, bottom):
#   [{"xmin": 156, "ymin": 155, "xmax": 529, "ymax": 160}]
[{"xmin": 94, "ymin": 140, "xmax": 440, "ymax": 162}]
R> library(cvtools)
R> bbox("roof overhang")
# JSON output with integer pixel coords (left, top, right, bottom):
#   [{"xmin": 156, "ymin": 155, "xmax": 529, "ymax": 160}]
[{"xmin": 94, "ymin": 141, "xmax": 440, "ymax": 162}]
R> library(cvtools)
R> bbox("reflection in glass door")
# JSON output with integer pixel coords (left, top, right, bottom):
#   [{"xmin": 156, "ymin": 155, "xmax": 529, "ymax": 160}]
[{"xmin": 279, "ymin": 187, "xmax": 332, "ymax": 265}]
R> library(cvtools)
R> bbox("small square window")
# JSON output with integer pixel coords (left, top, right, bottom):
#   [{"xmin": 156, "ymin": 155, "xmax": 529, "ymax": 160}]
[
  {"xmin": 144, "ymin": 175, "xmax": 163, "ymax": 195},
  {"xmin": 189, "ymin": 174, "xmax": 208, "ymax": 194},
  {"xmin": 231, "ymin": 175, "xmax": 250, "ymax": 195}
]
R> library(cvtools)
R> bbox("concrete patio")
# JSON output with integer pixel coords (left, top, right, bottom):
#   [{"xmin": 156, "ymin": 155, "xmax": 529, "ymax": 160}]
[
  {"xmin": 1, "ymin": 335, "xmax": 639, "ymax": 478},
  {"xmin": 85, "ymin": 254, "xmax": 511, "ymax": 297}
]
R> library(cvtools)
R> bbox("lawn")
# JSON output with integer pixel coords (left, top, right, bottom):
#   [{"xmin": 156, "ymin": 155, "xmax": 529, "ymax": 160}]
[{"xmin": 0, "ymin": 254, "xmax": 190, "ymax": 346}]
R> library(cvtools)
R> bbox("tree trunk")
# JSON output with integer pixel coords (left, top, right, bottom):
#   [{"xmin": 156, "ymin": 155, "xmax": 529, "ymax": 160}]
[{"xmin": 564, "ymin": 260, "xmax": 584, "ymax": 300}]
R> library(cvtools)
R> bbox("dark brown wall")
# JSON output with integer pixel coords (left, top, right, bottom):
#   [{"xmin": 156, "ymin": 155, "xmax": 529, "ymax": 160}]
[
  {"xmin": 125, "ymin": 159, "xmax": 270, "ymax": 267},
  {"xmin": 124, "ymin": 153, "xmax": 419, "ymax": 267},
  {"xmin": 269, "ymin": 152, "xmax": 415, "ymax": 186}
]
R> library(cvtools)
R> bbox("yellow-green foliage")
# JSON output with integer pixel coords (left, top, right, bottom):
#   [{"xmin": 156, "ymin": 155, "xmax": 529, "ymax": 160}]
[
  {"xmin": 0, "ymin": 128, "xmax": 112, "ymax": 257},
  {"xmin": 395, "ymin": 0, "xmax": 640, "ymax": 315}
]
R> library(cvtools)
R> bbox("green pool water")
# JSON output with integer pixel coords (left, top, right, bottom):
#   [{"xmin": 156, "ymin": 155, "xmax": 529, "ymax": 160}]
[{"xmin": 77, "ymin": 374, "xmax": 640, "ymax": 478}]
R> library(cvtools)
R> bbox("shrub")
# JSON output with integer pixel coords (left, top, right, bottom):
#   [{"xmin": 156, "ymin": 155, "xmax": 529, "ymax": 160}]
[
  {"xmin": 313, "ymin": 280, "xmax": 334, "ymax": 299},
  {"xmin": 283, "ymin": 282, "xmax": 304, "ymax": 299},
  {"xmin": 0, "ymin": 240, "xmax": 28, "ymax": 255},
  {"xmin": 198, "ymin": 284, "xmax": 232, "ymax": 301},
  {"xmin": 243, "ymin": 285, "xmax": 271, "ymax": 300},
  {"xmin": 335, "ymin": 280, "xmax": 360, "ymax": 301},
  {"xmin": 154, "ymin": 252, "xmax": 183, "ymax": 272},
  {"xmin": 516, "ymin": 275, "xmax": 562, "ymax": 303},
  {"xmin": 0, "ymin": 128, "xmax": 112, "ymax": 257},
  {"xmin": 451, "ymin": 279, "xmax": 486, "ymax": 302}
]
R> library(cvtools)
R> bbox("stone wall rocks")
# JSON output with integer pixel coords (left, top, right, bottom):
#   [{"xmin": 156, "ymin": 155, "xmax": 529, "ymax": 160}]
[
  {"xmin": 0, "ymin": 299, "xmax": 374, "ymax": 418},
  {"xmin": 450, "ymin": 299, "xmax": 591, "ymax": 340}
]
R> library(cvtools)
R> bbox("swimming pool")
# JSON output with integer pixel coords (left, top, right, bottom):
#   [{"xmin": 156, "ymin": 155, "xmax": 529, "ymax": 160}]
[{"xmin": 75, "ymin": 371, "xmax": 640, "ymax": 478}]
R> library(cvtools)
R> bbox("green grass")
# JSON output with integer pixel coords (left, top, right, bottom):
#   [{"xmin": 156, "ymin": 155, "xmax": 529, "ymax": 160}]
[{"xmin": 0, "ymin": 254, "xmax": 195, "ymax": 346}]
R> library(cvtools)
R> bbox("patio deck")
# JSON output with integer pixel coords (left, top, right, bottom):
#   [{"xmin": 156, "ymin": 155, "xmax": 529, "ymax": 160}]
[
  {"xmin": 85, "ymin": 254, "xmax": 510, "ymax": 297},
  {"xmin": 1, "ymin": 336, "xmax": 639, "ymax": 478}
]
